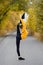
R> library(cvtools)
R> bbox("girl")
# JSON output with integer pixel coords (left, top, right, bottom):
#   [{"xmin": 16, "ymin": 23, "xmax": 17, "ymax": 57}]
[{"xmin": 16, "ymin": 13, "xmax": 28, "ymax": 60}]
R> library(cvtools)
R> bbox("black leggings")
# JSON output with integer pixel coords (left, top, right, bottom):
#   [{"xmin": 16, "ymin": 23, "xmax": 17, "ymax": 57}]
[{"xmin": 16, "ymin": 37, "xmax": 21, "ymax": 56}]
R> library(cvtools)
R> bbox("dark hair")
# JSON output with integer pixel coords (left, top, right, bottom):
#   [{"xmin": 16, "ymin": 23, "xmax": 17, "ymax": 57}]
[
  {"xmin": 21, "ymin": 13, "xmax": 25, "ymax": 19},
  {"xmin": 20, "ymin": 20, "xmax": 22, "ymax": 23}
]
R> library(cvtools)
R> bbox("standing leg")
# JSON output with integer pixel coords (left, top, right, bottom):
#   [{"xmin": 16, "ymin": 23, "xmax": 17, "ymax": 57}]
[
  {"xmin": 16, "ymin": 37, "xmax": 20, "ymax": 56},
  {"xmin": 16, "ymin": 37, "xmax": 25, "ymax": 60}
]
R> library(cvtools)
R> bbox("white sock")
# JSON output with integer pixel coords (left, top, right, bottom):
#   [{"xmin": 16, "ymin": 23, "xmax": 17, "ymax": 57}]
[{"xmin": 18, "ymin": 56, "xmax": 20, "ymax": 58}]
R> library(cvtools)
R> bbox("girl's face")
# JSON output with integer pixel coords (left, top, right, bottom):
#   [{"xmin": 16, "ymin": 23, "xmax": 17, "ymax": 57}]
[{"xmin": 20, "ymin": 12, "xmax": 29, "ymax": 22}]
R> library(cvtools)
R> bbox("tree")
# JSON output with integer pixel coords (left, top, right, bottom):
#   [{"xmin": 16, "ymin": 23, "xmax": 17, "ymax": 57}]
[{"xmin": 34, "ymin": 0, "xmax": 43, "ymax": 33}]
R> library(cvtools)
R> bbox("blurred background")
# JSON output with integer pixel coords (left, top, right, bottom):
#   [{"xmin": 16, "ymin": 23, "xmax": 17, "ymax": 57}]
[{"xmin": 0, "ymin": 0, "xmax": 43, "ymax": 41}]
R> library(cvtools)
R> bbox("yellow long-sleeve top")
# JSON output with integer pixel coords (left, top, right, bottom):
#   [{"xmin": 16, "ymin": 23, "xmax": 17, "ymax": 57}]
[{"xmin": 21, "ymin": 19, "xmax": 28, "ymax": 39}]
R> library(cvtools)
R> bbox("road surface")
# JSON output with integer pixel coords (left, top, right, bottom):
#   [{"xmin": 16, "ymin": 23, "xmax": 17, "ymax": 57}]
[{"xmin": 0, "ymin": 32, "xmax": 43, "ymax": 65}]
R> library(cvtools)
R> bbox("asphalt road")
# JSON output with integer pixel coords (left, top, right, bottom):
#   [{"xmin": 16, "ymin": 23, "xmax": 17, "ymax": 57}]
[{"xmin": 0, "ymin": 32, "xmax": 43, "ymax": 65}]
